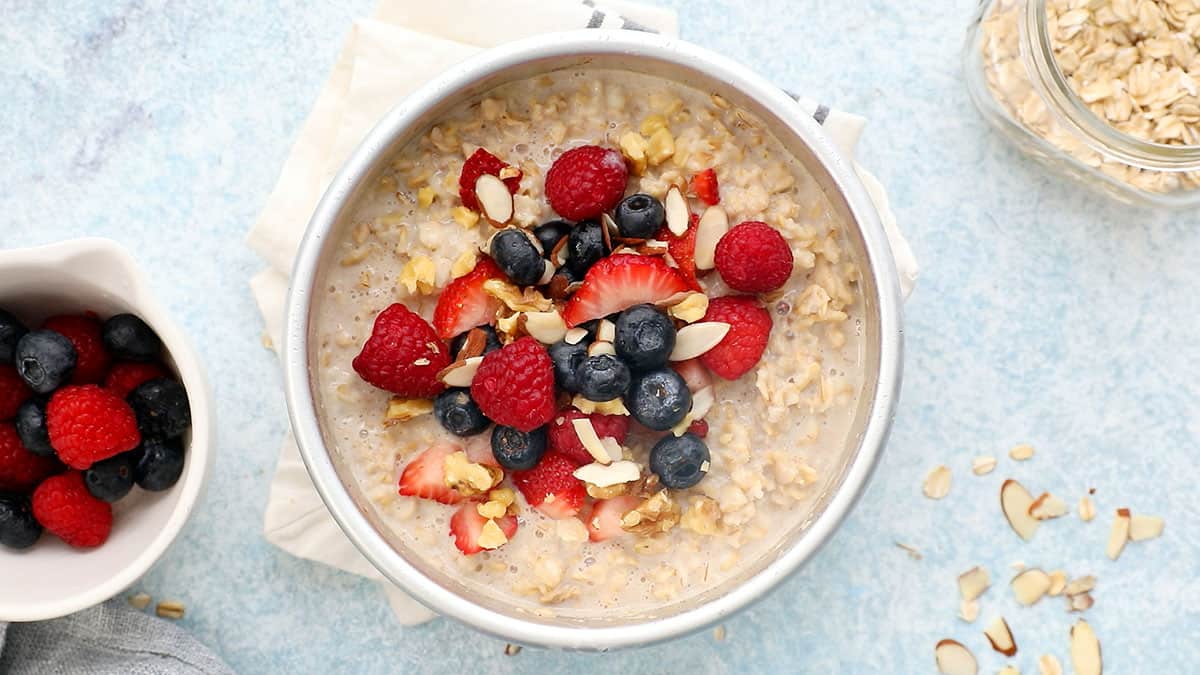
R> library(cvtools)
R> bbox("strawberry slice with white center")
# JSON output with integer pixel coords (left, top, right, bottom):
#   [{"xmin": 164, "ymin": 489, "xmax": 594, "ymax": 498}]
[
  {"xmin": 449, "ymin": 503, "xmax": 518, "ymax": 555},
  {"xmin": 512, "ymin": 452, "xmax": 587, "ymax": 519},
  {"xmin": 432, "ymin": 257, "xmax": 504, "ymax": 340},
  {"xmin": 398, "ymin": 441, "xmax": 465, "ymax": 504},
  {"xmin": 586, "ymin": 495, "xmax": 642, "ymax": 542},
  {"xmin": 561, "ymin": 254, "xmax": 689, "ymax": 327}
]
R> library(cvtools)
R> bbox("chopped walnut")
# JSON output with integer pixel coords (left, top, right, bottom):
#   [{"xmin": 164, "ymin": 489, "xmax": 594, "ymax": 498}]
[
  {"xmin": 384, "ymin": 398, "xmax": 434, "ymax": 425},
  {"xmin": 621, "ymin": 489, "xmax": 681, "ymax": 536},
  {"xmin": 483, "ymin": 279, "xmax": 553, "ymax": 312},
  {"xmin": 443, "ymin": 451, "xmax": 502, "ymax": 497},
  {"xmin": 586, "ymin": 482, "xmax": 629, "ymax": 499}
]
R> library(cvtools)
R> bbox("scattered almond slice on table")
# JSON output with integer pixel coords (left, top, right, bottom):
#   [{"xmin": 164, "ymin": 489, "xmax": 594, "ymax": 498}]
[
  {"xmin": 1078, "ymin": 496, "xmax": 1096, "ymax": 522},
  {"xmin": 1029, "ymin": 492, "xmax": 1069, "ymax": 520},
  {"xmin": 1009, "ymin": 443, "xmax": 1035, "ymax": 461},
  {"xmin": 1105, "ymin": 508, "xmax": 1131, "ymax": 560},
  {"xmin": 1070, "ymin": 620, "xmax": 1102, "ymax": 675},
  {"xmin": 958, "ymin": 566, "xmax": 990, "ymax": 602},
  {"xmin": 998, "ymin": 666, "xmax": 1020, "ymax": 675},
  {"xmin": 934, "ymin": 639, "xmax": 978, "ymax": 675},
  {"xmin": 1000, "ymin": 479, "xmax": 1039, "ymax": 540},
  {"xmin": 971, "ymin": 455, "xmax": 996, "ymax": 475},
  {"xmin": 1011, "ymin": 568, "xmax": 1052, "ymax": 606},
  {"xmin": 1128, "ymin": 514, "xmax": 1164, "ymax": 541},
  {"xmin": 1037, "ymin": 654, "xmax": 1063, "ymax": 675},
  {"xmin": 983, "ymin": 616, "xmax": 1018, "ymax": 656},
  {"xmin": 923, "ymin": 465, "xmax": 952, "ymax": 499}
]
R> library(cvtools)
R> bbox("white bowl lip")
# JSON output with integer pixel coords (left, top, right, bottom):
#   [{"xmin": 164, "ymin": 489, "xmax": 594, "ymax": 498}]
[
  {"xmin": 284, "ymin": 31, "xmax": 903, "ymax": 649},
  {"xmin": 0, "ymin": 237, "xmax": 215, "ymax": 622}
]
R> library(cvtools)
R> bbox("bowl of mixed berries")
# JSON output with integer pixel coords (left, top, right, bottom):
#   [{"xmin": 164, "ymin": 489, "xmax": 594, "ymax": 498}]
[{"xmin": 0, "ymin": 239, "xmax": 212, "ymax": 621}]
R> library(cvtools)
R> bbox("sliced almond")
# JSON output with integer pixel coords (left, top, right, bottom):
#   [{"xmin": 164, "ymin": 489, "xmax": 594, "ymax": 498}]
[
  {"xmin": 572, "ymin": 418, "xmax": 611, "ymax": 465},
  {"xmin": 1029, "ymin": 492, "xmax": 1069, "ymax": 520},
  {"xmin": 1063, "ymin": 575, "xmax": 1096, "ymax": 596},
  {"xmin": 669, "ymin": 322, "xmax": 731, "ymax": 361},
  {"xmin": 1011, "ymin": 568, "xmax": 1052, "ymax": 606},
  {"xmin": 1000, "ymin": 479, "xmax": 1039, "ymax": 541},
  {"xmin": 959, "ymin": 599, "xmax": 980, "ymax": 623},
  {"xmin": 524, "ymin": 310, "xmax": 567, "ymax": 344},
  {"xmin": 1078, "ymin": 496, "xmax": 1096, "ymax": 522},
  {"xmin": 551, "ymin": 234, "xmax": 571, "ymax": 267},
  {"xmin": 439, "ymin": 356, "xmax": 484, "ymax": 387},
  {"xmin": 1009, "ymin": 443, "xmax": 1035, "ymax": 461},
  {"xmin": 1067, "ymin": 592, "xmax": 1095, "ymax": 613},
  {"xmin": 690, "ymin": 385, "xmax": 715, "ymax": 420},
  {"xmin": 588, "ymin": 341, "xmax": 616, "ymax": 357},
  {"xmin": 923, "ymin": 465, "xmax": 952, "ymax": 500},
  {"xmin": 600, "ymin": 213, "xmax": 616, "ymax": 251},
  {"xmin": 537, "ymin": 259, "xmax": 555, "ymax": 286},
  {"xmin": 1038, "ymin": 654, "xmax": 1063, "ymax": 675},
  {"xmin": 475, "ymin": 174, "xmax": 513, "ymax": 225},
  {"xmin": 596, "ymin": 319, "xmax": 616, "ymax": 343},
  {"xmin": 664, "ymin": 185, "xmax": 689, "ymax": 236},
  {"xmin": 693, "ymin": 205, "xmax": 728, "ymax": 271},
  {"xmin": 998, "ymin": 667, "xmax": 1020, "ymax": 675},
  {"xmin": 934, "ymin": 639, "xmax": 978, "ymax": 675},
  {"xmin": 564, "ymin": 327, "xmax": 588, "ymax": 345},
  {"xmin": 1069, "ymin": 620, "xmax": 1102, "ymax": 675},
  {"xmin": 1106, "ymin": 508, "xmax": 1131, "ymax": 560},
  {"xmin": 599, "ymin": 436, "xmax": 624, "ymax": 463},
  {"xmin": 573, "ymin": 460, "xmax": 640, "ymax": 488},
  {"xmin": 1128, "ymin": 514, "xmax": 1164, "ymax": 541},
  {"xmin": 984, "ymin": 616, "xmax": 1018, "ymax": 656},
  {"xmin": 1047, "ymin": 570, "xmax": 1067, "ymax": 596},
  {"xmin": 958, "ymin": 566, "xmax": 991, "ymax": 602},
  {"xmin": 971, "ymin": 455, "xmax": 997, "ymax": 476},
  {"xmin": 384, "ymin": 397, "xmax": 434, "ymax": 424}
]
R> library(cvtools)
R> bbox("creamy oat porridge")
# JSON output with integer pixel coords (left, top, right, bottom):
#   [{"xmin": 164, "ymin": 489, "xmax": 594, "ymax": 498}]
[{"xmin": 311, "ymin": 69, "xmax": 864, "ymax": 616}]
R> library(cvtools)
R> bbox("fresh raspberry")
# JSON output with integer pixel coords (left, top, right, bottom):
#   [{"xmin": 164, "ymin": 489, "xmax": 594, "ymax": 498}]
[
  {"xmin": 699, "ymin": 296, "xmax": 773, "ymax": 380},
  {"xmin": 544, "ymin": 145, "xmax": 628, "ymax": 221},
  {"xmin": 690, "ymin": 168, "xmax": 720, "ymax": 206},
  {"xmin": 547, "ymin": 407, "xmax": 630, "ymax": 466},
  {"xmin": 714, "ymin": 221, "xmax": 794, "ymax": 293},
  {"xmin": 458, "ymin": 148, "xmax": 521, "ymax": 212},
  {"xmin": 0, "ymin": 365, "xmax": 31, "ymax": 421},
  {"xmin": 104, "ymin": 361, "xmax": 168, "ymax": 399},
  {"xmin": 687, "ymin": 419, "xmax": 709, "ymax": 438},
  {"xmin": 512, "ymin": 452, "xmax": 586, "ymax": 519},
  {"xmin": 470, "ymin": 337, "xmax": 555, "ymax": 432},
  {"xmin": 0, "ymin": 422, "xmax": 61, "ymax": 493},
  {"xmin": 656, "ymin": 213, "xmax": 701, "ymax": 291},
  {"xmin": 43, "ymin": 314, "xmax": 111, "ymax": 385},
  {"xmin": 46, "ymin": 385, "xmax": 141, "ymax": 470},
  {"xmin": 352, "ymin": 304, "xmax": 450, "ymax": 398},
  {"xmin": 32, "ymin": 471, "xmax": 112, "ymax": 548}
]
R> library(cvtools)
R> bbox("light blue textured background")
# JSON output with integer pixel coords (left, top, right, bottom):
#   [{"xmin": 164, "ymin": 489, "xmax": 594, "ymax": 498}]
[{"xmin": 3, "ymin": 1, "xmax": 1198, "ymax": 672}]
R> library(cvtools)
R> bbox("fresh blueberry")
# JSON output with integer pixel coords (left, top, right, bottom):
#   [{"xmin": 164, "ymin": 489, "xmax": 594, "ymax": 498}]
[
  {"xmin": 491, "ymin": 425, "xmax": 547, "ymax": 471},
  {"xmin": 14, "ymin": 330, "xmax": 76, "ymax": 394},
  {"xmin": 449, "ymin": 325, "xmax": 502, "ymax": 359},
  {"xmin": 575, "ymin": 354, "xmax": 631, "ymax": 402},
  {"xmin": 548, "ymin": 339, "xmax": 589, "ymax": 392},
  {"xmin": 128, "ymin": 378, "xmax": 191, "ymax": 439},
  {"xmin": 134, "ymin": 437, "xmax": 185, "ymax": 491},
  {"xmin": 102, "ymin": 314, "xmax": 161, "ymax": 362},
  {"xmin": 649, "ymin": 432, "xmax": 710, "ymax": 489},
  {"xmin": 434, "ymin": 388, "xmax": 491, "ymax": 436},
  {"xmin": 0, "ymin": 494, "xmax": 42, "ymax": 550},
  {"xmin": 14, "ymin": 399, "xmax": 54, "ymax": 457},
  {"xmin": 614, "ymin": 304, "xmax": 676, "ymax": 372},
  {"xmin": 566, "ymin": 220, "xmax": 608, "ymax": 275},
  {"xmin": 491, "ymin": 228, "xmax": 545, "ymax": 286},
  {"xmin": 0, "ymin": 309, "xmax": 28, "ymax": 365},
  {"xmin": 84, "ymin": 451, "xmax": 138, "ymax": 502},
  {"xmin": 533, "ymin": 220, "xmax": 573, "ymax": 259},
  {"xmin": 613, "ymin": 193, "xmax": 665, "ymax": 239},
  {"xmin": 625, "ymin": 369, "xmax": 692, "ymax": 431}
]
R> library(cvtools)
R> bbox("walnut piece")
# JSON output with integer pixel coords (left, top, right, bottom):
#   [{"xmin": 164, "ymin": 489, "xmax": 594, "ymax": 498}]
[{"xmin": 621, "ymin": 489, "xmax": 681, "ymax": 536}]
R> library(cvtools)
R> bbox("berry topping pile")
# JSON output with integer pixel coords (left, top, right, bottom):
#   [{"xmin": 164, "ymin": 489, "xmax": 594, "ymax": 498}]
[
  {"xmin": 0, "ymin": 310, "xmax": 191, "ymax": 551},
  {"xmin": 351, "ymin": 141, "xmax": 799, "ymax": 557}
]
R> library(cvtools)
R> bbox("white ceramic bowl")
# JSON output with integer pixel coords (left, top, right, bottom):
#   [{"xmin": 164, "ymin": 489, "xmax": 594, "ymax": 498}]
[{"xmin": 0, "ymin": 238, "xmax": 214, "ymax": 622}]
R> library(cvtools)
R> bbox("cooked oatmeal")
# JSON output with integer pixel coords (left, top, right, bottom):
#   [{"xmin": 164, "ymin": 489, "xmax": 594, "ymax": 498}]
[{"xmin": 311, "ymin": 69, "xmax": 865, "ymax": 616}]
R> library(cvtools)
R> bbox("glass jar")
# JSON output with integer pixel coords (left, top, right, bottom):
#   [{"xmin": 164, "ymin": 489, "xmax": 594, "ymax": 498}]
[{"xmin": 964, "ymin": 0, "xmax": 1200, "ymax": 208}]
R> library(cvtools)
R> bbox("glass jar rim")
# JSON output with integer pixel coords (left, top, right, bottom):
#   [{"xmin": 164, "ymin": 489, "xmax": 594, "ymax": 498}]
[{"xmin": 1022, "ymin": 0, "xmax": 1200, "ymax": 171}]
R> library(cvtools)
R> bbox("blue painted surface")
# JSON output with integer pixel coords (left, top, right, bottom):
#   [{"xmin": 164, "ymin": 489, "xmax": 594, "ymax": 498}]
[{"xmin": 3, "ymin": 1, "xmax": 1198, "ymax": 672}]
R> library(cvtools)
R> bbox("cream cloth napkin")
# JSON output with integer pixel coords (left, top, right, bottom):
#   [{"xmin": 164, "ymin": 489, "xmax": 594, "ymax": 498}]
[{"xmin": 247, "ymin": 0, "xmax": 918, "ymax": 627}]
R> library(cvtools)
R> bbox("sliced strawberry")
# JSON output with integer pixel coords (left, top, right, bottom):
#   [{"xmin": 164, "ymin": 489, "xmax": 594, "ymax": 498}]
[
  {"xmin": 398, "ymin": 442, "xmax": 465, "ymax": 504},
  {"xmin": 586, "ymin": 496, "xmax": 641, "ymax": 542},
  {"xmin": 459, "ymin": 148, "xmax": 521, "ymax": 212},
  {"xmin": 561, "ymin": 254, "xmax": 689, "ymax": 327},
  {"xmin": 449, "ymin": 502, "xmax": 518, "ymax": 555},
  {"xmin": 656, "ymin": 213, "xmax": 702, "ymax": 291},
  {"xmin": 670, "ymin": 358, "xmax": 712, "ymax": 394},
  {"xmin": 512, "ymin": 452, "xmax": 586, "ymax": 519},
  {"xmin": 690, "ymin": 168, "xmax": 720, "ymax": 206},
  {"xmin": 432, "ymin": 257, "xmax": 505, "ymax": 340}
]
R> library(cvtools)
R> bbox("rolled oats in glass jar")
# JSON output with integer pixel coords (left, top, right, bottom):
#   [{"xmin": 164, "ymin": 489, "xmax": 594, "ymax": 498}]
[{"xmin": 965, "ymin": 0, "xmax": 1200, "ymax": 207}]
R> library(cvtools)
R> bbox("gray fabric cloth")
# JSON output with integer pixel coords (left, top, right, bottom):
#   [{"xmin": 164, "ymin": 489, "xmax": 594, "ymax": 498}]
[{"xmin": 0, "ymin": 599, "xmax": 233, "ymax": 674}]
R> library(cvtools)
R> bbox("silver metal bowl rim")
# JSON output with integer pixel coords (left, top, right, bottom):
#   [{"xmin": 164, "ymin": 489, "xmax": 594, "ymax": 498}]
[{"xmin": 283, "ymin": 30, "xmax": 903, "ymax": 650}]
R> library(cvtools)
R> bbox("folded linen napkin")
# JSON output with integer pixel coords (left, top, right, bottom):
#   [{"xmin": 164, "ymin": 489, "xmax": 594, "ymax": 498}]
[{"xmin": 248, "ymin": 0, "xmax": 919, "ymax": 627}]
